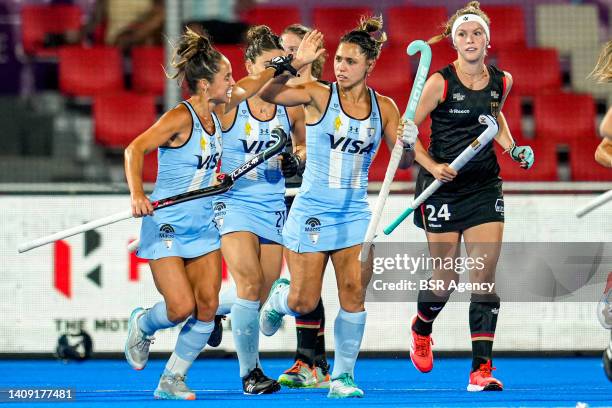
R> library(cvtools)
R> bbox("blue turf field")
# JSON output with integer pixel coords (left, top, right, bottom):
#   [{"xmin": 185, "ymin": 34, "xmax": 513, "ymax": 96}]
[{"xmin": 1, "ymin": 357, "xmax": 610, "ymax": 407}]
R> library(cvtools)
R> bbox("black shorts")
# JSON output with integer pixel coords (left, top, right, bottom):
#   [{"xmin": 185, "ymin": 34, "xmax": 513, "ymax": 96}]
[{"xmin": 413, "ymin": 184, "xmax": 504, "ymax": 233}]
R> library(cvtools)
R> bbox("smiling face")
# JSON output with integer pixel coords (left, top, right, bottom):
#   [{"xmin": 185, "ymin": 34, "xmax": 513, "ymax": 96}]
[
  {"xmin": 453, "ymin": 21, "xmax": 488, "ymax": 63},
  {"xmin": 334, "ymin": 42, "xmax": 374, "ymax": 87},
  {"xmin": 205, "ymin": 56, "xmax": 235, "ymax": 104}
]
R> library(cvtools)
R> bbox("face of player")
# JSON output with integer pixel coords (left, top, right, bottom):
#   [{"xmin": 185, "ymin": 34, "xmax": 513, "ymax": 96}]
[
  {"xmin": 205, "ymin": 56, "xmax": 235, "ymax": 105},
  {"xmin": 453, "ymin": 21, "xmax": 488, "ymax": 63},
  {"xmin": 280, "ymin": 32, "xmax": 302, "ymax": 56},
  {"xmin": 247, "ymin": 49, "xmax": 284, "ymax": 76},
  {"xmin": 334, "ymin": 42, "xmax": 374, "ymax": 87}
]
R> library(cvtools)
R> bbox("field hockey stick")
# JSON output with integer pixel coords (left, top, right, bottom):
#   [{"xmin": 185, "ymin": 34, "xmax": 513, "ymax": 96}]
[
  {"xmin": 384, "ymin": 114, "xmax": 499, "ymax": 235},
  {"xmin": 575, "ymin": 189, "xmax": 612, "ymax": 218},
  {"xmin": 359, "ymin": 40, "xmax": 432, "ymax": 261},
  {"xmin": 18, "ymin": 128, "xmax": 288, "ymax": 253}
]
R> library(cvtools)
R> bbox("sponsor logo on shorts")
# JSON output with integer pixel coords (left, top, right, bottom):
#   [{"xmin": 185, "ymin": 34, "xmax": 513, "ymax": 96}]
[
  {"xmin": 159, "ymin": 224, "xmax": 175, "ymax": 249},
  {"xmin": 213, "ymin": 202, "xmax": 226, "ymax": 227},
  {"xmin": 304, "ymin": 217, "xmax": 321, "ymax": 244},
  {"xmin": 495, "ymin": 198, "xmax": 504, "ymax": 214}
]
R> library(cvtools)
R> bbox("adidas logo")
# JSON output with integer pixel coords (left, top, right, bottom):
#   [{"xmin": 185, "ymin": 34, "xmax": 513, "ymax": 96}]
[
  {"xmin": 246, "ymin": 384, "xmax": 256, "ymax": 393},
  {"xmin": 491, "ymin": 308, "xmax": 499, "ymax": 315}
]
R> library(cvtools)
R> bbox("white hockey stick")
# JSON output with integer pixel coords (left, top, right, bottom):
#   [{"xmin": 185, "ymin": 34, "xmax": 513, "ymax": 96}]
[
  {"xmin": 358, "ymin": 40, "xmax": 432, "ymax": 261},
  {"xmin": 575, "ymin": 189, "xmax": 612, "ymax": 218}
]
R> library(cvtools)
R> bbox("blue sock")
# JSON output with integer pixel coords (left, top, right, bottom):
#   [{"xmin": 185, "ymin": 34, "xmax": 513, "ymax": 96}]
[
  {"xmin": 217, "ymin": 286, "xmax": 237, "ymax": 316},
  {"xmin": 166, "ymin": 318, "xmax": 214, "ymax": 376},
  {"xmin": 268, "ymin": 284, "xmax": 298, "ymax": 317},
  {"xmin": 331, "ymin": 309, "xmax": 367, "ymax": 379},
  {"xmin": 139, "ymin": 302, "xmax": 176, "ymax": 335},
  {"xmin": 231, "ymin": 298, "xmax": 261, "ymax": 377}
]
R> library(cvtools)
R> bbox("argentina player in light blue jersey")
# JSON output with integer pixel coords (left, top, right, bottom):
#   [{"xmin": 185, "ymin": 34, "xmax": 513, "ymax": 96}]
[
  {"xmin": 123, "ymin": 27, "xmax": 301, "ymax": 400},
  {"xmin": 210, "ymin": 25, "xmax": 312, "ymax": 395},
  {"xmin": 258, "ymin": 16, "xmax": 418, "ymax": 398}
]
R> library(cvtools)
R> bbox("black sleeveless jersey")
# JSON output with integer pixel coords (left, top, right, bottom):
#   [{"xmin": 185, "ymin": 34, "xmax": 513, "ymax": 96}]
[
  {"xmin": 284, "ymin": 79, "xmax": 331, "ymax": 189},
  {"xmin": 416, "ymin": 64, "xmax": 506, "ymax": 196}
]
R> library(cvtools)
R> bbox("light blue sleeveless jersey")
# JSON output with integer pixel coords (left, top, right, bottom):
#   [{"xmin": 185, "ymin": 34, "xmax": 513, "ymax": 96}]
[
  {"xmin": 138, "ymin": 101, "xmax": 222, "ymax": 259},
  {"xmin": 283, "ymin": 83, "xmax": 384, "ymax": 253},
  {"xmin": 214, "ymin": 100, "xmax": 291, "ymax": 244}
]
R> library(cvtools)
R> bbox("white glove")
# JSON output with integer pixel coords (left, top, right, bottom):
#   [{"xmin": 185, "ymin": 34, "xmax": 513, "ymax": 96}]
[{"xmin": 398, "ymin": 119, "xmax": 418, "ymax": 151}]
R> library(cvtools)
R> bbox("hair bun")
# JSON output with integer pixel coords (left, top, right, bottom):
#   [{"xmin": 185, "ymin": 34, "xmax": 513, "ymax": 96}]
[{"xmin": 246, "ymin": 25, "xmax": 273, "ymax": 43}]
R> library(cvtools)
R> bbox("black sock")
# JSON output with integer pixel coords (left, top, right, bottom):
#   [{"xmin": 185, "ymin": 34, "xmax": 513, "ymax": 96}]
[
  {"xmin": 469, "ymin": 293, "xmax": 500, "ymax": 372},
  {"xmin": 413, "ymin": 288, "xmax": 449, "ymax": 336},
  {"xmin": 314, "ymin": 300, "xmax": 327, "ymax": 370},
  {"xmin": 294, "ymin": 300, "xmax": 324, "ymax": 366}
]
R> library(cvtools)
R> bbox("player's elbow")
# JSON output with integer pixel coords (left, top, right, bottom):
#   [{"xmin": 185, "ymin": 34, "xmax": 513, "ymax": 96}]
[{"xmin": 595, "ymin": 143, "xmax": 612, "ymax": 168}]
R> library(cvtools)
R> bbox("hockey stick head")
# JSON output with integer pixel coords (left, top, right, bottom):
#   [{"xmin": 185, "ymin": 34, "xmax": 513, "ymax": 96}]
[{"xmin": 404, "ymin": 40, "xmax": 432, "ymax": 121}]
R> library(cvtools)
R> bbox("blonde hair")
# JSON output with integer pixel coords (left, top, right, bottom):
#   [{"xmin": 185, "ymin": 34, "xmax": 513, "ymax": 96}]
[
  {"xmin": 340, "ymin": 15, "xmax": 387, "ymax": 60},
  {"xmin": 589, "ymin": 40, "xmax": 612, "ymax": 83},
  {"xmin": 428, "ymin": 1, "xmax": 490, "ymax": 45},
  {"xmin": 282, "ymin": 24, "xmax": 325, "ymax": 78},
  {"xmin": 167, "ymin": 26, "xmax": 222, "ymax": 94}
]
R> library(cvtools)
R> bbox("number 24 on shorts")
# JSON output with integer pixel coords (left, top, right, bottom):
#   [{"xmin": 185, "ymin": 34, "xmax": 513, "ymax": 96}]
[{"xmin": 424, "ymin": 204, "xmax": 451, "ymax": 222}]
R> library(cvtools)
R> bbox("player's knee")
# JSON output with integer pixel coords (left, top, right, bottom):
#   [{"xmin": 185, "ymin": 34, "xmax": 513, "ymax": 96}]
[
  {"xmin": 287, "ymin": 292, "xmax": 319, "ymax": 315},
  {"xmin": 237, "ymin": 280, "xmax": 262, "ymax": 301},
  {"xmin": 166, "ymin": 298, "xmax": 195, "ymax": 323},
  {"xmin": 193, "ymin": 294, "xmax": 218, "ymax": 321}
]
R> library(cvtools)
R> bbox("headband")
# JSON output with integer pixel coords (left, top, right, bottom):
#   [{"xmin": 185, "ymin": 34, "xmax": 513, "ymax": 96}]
[{"xmin": 451, "ymin": 14, "xmax": 490, "ymax": 46}]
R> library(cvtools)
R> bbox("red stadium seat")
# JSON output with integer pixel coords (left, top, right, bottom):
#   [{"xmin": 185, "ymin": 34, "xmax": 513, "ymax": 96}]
[
  {"xmin": 244, "ymin": 7, "xmax": 302, "ymax": 34},
  {"xmin": 215, "ymin": 45, "xmax": 248, "ymax": 80},
  {"xmin": 368, "ymin": 45, "xmax": 413, "ymax": 101},
  {"xmin": 429, "ymin": 42, "xmax": 457, "ymax": 74},
  {"xmin": 495, "ymin": 138, "xmax": 558, "ymax": 181},
  {"xmin": 533, "ymin": 92, "xmax": 596, "ymax": 143},
  {"xmin": 21, "ymin": 4, "xmax": 82, "ymax": 57},
  {"xmin": 143, "ymin": 152, "xmax": 158, "ymax": 183},
  {"xmin": 501, "ymin": 93, "xmax": 523, "ymax": 139},
  {"xmin": 59, "ymin": 46, "xmax": 123, "ymax": 97},
  {"xmin": 569, "ymin": 137, "xmax": 612, "ymax": 181},
  {"xmin": 312, "ymin": 7, "xmax": 373, "ymax": 50},
  {"xmin": 94, "ymin": 92, "xmax": 156, "ymax": 149},
  {"xmin": 369, "ymin": 142, "xmax": 413, "ymax": 182},
  {"xmin": 132, "ymin": 46, "xmax": 165, "ymax": 95},
  {"xmin": 496, "ymin": 48, "xmax": 561, "ymax": 96},
  {"xmin": 387, "ymin": 6, "xmax": 448, "ymax": 45},
  {"xmin": 481, "ymin": 5, "xmax": 526, "ymax": 51}
]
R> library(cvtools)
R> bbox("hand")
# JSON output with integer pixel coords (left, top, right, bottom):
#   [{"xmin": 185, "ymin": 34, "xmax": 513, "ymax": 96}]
[
  {"xmin": 431, "ymin": 163, "xmax": 457, "ymax": 183},
  {"xmin": 131, "ymin": 192, "xmax": 154, "ymax": 217},
  {"xmin": 510, "ymin": 144, "xmax": 535, "ymax": 169},
  {"xmin": 265, "ymin": 55, "xmax": 298, "ymax": 77},
  {"xmin": 398, "ymin": 118, "xmax": 418, "ymax": 151},
  {"xmin": 279, "ymin": 152, "xmax": 304, "ymax": 178},
  {"xmin": 292, "ymin": 30, "xmax": 326, "ymax": 70}
]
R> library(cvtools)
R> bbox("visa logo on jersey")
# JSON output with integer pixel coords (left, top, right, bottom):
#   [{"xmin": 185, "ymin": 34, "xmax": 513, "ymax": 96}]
[
  {"xmin": 195, "ymin": 152, "xmax": 220, "ymax": 170},
  {"xmin": 240, "ymin": 139, "xmax": 277, "ymax": 154},
  {"xmin": 327, "ymin": 133, "xmax": 374, "ymax": 154}
]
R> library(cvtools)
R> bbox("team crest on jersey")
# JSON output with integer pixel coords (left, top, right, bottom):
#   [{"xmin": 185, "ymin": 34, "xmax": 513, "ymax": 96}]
[
  {"xmin": 491, "ymin": 90, "xmax": 500, "ymax": 99},
  {"xmin": 304, "ymin": 217, "xmax": 321, "ymax": 244},
  {"xmin": 200, "ymin": 135, "xmax": 207, "ymax": 150},
  {"xmin": 490, "ymin": 101, "xmax": 500, "ymax": 116},
  {"xmin": 452, "ymin": 92, "xmax": 466, "ymax": 101},
  {"xmin": 213, "ymin": 202, "xmax": 226, "ymax": 227},
  {"xmin": 159, "ymin": 224, "xmax": 175, "ymax": 249}
]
